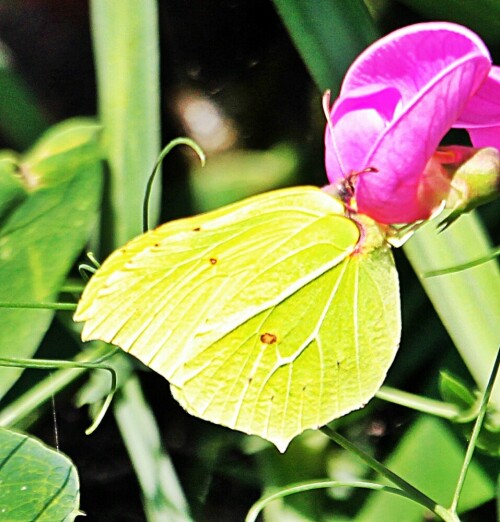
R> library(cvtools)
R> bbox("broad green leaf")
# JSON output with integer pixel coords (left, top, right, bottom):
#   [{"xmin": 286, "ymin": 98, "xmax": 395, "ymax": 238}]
[
  {"xmin": 404, "ymin": 215, "xmax": 500, "ymax": 410},
  {"xmin": 0, "ymin": 427, "xmax": 80, "ymax": 521},
  {"xmin": 75, "ymin": 186, "xmax": 400, "ymax": 451},
  {"xmin": 439, "ymin": 371, "xmax": 477, "ymax": 411},
  {"xmin": 0, "ymin": 119, "xmax": 103, "ymax": 399},
  {"xmin": 357, "ymin": 416, "xmax": 495, "ymax": 521},
  {"xmin": 272, "ymin": 0, "xmax": 378, "ymax": 93}
]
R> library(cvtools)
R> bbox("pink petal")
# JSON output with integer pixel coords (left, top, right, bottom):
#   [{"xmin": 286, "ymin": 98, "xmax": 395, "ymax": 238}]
[
  {"xmin": 456, "ymin": 66, "xmax": 500, "ymax": 149},
  {"xmin": 356, "ymin": 52, "xmax": 490, "ymax": 223},
  {"xmin": 325, "ymin": 85, "xmax": 402, "ymax": 185},
  {"xmin": 342, "ymin": 22, "xmax": 490, "ymax": 101}
]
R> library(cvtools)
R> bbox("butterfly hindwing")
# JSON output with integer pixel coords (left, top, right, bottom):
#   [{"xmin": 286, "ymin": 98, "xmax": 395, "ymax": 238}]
[{"xmin": 171, "ymin": 243, "xmax": 399, "ymax": 451}]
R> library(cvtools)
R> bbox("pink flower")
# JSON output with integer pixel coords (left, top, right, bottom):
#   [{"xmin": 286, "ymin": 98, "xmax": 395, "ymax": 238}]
[{"xmin": 324, "ymin": 22, "xmax": 500, "ymax": 224}]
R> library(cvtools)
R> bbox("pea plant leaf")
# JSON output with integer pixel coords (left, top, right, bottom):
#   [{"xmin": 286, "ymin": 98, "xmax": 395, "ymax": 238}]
[
  {"xmin": 0, "ymin": 119, "xmax": 103, "ymax": 399},
  {"xmin": 75, "ymin": 186, "xmax": 400, "ymax": 451},
  {"xmin": 0, "ymin": 427, "xmax": 80, "ymax": 521}
]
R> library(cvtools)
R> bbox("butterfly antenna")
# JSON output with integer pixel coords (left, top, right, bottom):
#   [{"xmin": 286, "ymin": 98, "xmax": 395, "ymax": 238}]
[
  {"xmin": 322, "ymin": 90, "xmax": 347, "ymax": 177},
  {"xmin": 143, "ymin": 137, "xmax": 206, "ymax": 232}
]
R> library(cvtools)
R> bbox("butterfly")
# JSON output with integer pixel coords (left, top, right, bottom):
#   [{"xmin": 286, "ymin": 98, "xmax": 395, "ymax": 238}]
[{"xmin": 74, "ymin": 186, "xmax": 400, "ymax": 452}]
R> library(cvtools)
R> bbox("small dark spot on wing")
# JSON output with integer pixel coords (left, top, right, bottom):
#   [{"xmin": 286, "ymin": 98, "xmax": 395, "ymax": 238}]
[
  {"xmin": 260, "ymin": 332, "xmax": 277, "ymax": 344},
  {"xmin": 209, "ymin": 257, "xmax": 217, "ymax": 265}
]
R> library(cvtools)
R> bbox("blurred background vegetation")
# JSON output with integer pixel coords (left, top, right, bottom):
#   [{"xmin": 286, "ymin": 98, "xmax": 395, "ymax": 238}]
[{"xmin": 0, "ymin": 1, "xmax": 498, "ymax": 520}]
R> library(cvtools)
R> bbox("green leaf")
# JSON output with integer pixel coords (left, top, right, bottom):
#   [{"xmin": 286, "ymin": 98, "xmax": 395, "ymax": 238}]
[
  {"xmin": 0, "ymin": 46, "xmax": 50, "ymax": 150},
  {"xmin": 75, "ymin": 187, "xmax": 401, "ymax": 451},
  {"xmin": 439, "ymin": 371, "xmax": 500, "ymax": 457},
  {"xmin": 439, "ymin": 371, "xmax": 476, "ymax": 411},
  {"xmin": 114, "ymin": 376, "xmax": 192, "ymax": 522},
  {"xmin": 272, "ymin": 0, "xmax": 378, "ymax": 93},
  {"xmin": 0, "ymin": 119, "xmax": 103, "ymax": 399},
  {"xmin": 0, "ymin": 427, "xmax": 80, "ymax": 521},
  {"xmin": 0, "ymin": 152, "xmax": 27, "ymax": 224},
  {"xmin": 404, "ymin": 215, "xmax": 500, "ymax": 410}
]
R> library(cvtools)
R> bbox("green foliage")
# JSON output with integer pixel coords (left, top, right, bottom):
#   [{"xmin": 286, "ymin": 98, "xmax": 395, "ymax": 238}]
[
  {"xmin": 90, "ymin": 0, "xmax": 161, "ymax": 248},
  {"xmin": 396, "ymin": 0, "xmax": 500, "ymax": 45},
  {"xmin": 0, "ymin": 427, "xmax": 80, "ymax": 521},
  {"xmin": 273, "ymin": 0, "xmax": 378, "ymax": 93},
  {"xmin": 440, "ymin": 371, "xmax": 500, "ymax": 456},
  {"xmin": 0, "ymin": 120, "xmax": 103, "ymax": 399}
]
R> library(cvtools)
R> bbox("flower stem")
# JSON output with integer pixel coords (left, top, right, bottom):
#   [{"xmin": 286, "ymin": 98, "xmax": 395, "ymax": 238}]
[
  {"xmin": 320, "ymin": 426, "xmax": 459, "ymax": 522},
  {"xmin": 376, "ymin": 386, "xmax": 461, "ymax": 420},
  {"xmin": 0, "ymin": 301, "xmax": 76, "ymax": 311},
  {"xmin": 449, "ymin": 347, "xmax": 500, "ymax": 515},
  {"xmin": 0, "ymin": 343, "xmax": 111, "ymax": 429}
]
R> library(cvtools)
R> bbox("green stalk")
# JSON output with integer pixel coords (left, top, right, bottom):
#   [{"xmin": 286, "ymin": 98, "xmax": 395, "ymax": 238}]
[
  {"xmin": 246, "ymin": 480, "xmax": 416, "ymax": 522},
  {"xmin": 0, "ymin": 301, "xmax": 76, "ymax": 311},
  {"xmin": 0, "ymin": 343, "xmax": 110, "ymax": 429},
  {"xmin": 376, "ymin": 386, "xmax": 462, "ymax": 421},
  {"xmin": 90, "ymin": 4, "xmax": 190, "ymax": 521},
  {"xmin": 449, "ymin": 348, "xmax": 500, "ymax": 515},
  {"xmin": 320, "ymin": 427, "xmax": 459, "ymax": 522},
  {"xmin": 114, "ymin": 377, "xmax": 192, "ymax": 522},
  {"xmin": 90, "ymin": 0, "xmax": 161, "ymax": 250}
]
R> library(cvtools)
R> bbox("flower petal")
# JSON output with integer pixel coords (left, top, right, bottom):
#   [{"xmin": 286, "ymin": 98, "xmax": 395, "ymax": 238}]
[
  {"xmin": 325, "ymin": 85, "xmax": 401, "ymax": 185},
  {"xmin": 356, "ymin": 52, "xmax": 490, "ymax": 223},
  {"xmin": 342, "ymin": 22, "xmax": 490, "ymax": 101},
  {"xmin": 456, "ymin": 66, "xmax": 500, "ymax": 149}
]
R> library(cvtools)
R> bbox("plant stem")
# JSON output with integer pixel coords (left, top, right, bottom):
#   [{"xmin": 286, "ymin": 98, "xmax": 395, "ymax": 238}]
[
  {"xmin": 246, "ymin": 480, "xmax": 416, "ymax": 522},
  {"xmin": 376, "ymin": 386, "xmax": 461, "ymax": 420},
  {"xmin": 449, "ymin": 347, "xmax": 500, "ymax": 515},
  {"xmin": 142, "ymin": 137, "xmax": 205, "ymax": 232},
  {"xmin": 0, "ymin": 343, "xmax": 110, "ymax": 429},
  {"xmin": 0, "ymin": 301, "xmax": 76, "ymax": 311},
  {"xmin": 320, "ymin": 426, "xmax": 459, "ymax": 522}
]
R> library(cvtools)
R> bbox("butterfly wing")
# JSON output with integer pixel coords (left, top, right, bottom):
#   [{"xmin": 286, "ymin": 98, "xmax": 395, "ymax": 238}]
[
  {"xmin": 172, "ymin": 244, "xmax": 399, "ymax": 451},
  {"xmin": 75, "ymin": 186, "xmax": 400, "ymax": 450}
]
